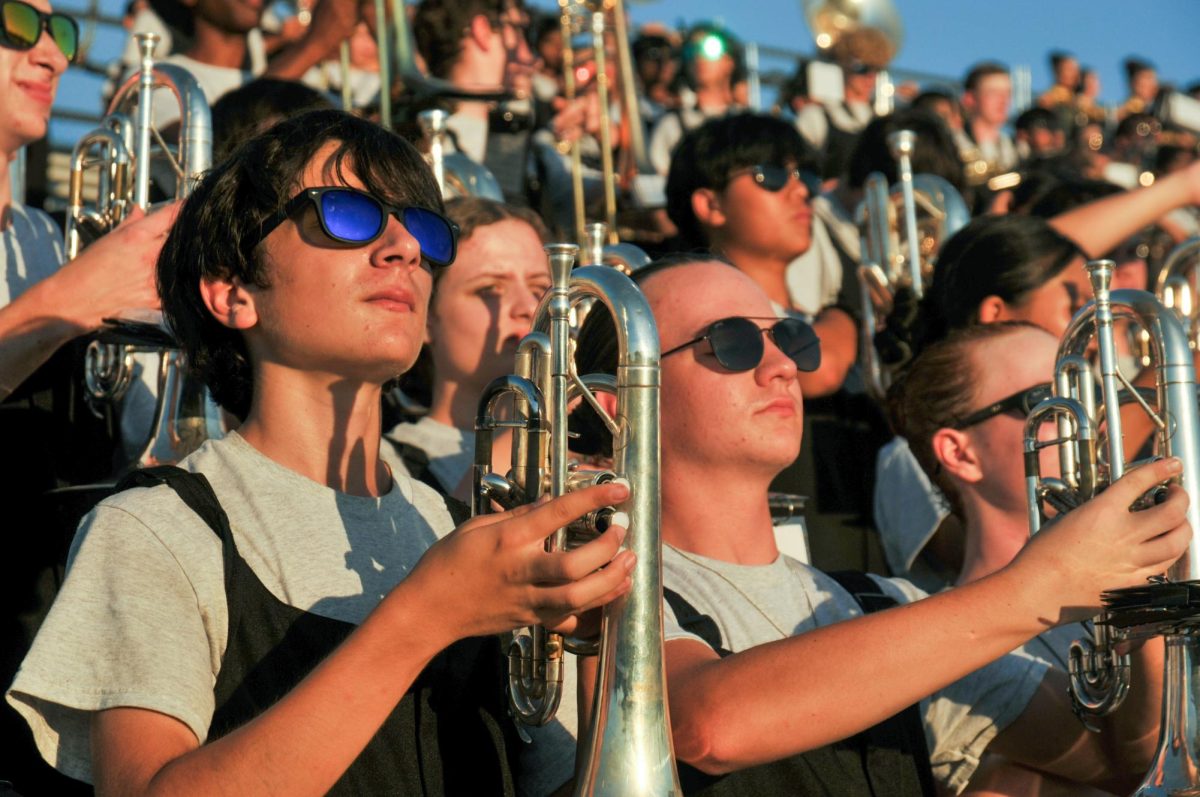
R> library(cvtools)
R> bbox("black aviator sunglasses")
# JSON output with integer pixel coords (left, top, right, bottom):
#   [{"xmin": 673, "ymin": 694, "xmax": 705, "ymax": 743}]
[
  {"xmin": 0, "ymin": 0, "xmax": 77, "ymax": 61},
  {"xmin": 662, "ymin": 316, "xmax": 822, "ymax": 373},
  {"xmin": 245, "ymin": 186, "xmax": 459, "ymax": 267},
  {"xmin": 954, "ymin": 382, "xmax": 1053, "ymax": 429}
]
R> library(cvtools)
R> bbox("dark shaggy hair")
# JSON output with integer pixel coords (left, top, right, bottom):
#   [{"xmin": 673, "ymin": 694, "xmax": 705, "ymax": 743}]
[
  {"xmin": 413, "ymin": 0, "xmax": 524, "ymax": 79},
  {"xmin": 665, "ymin": 113, "xmax": 815, "ymax": 250},
  {"xmin": 210, "ymin": 79, "xmax": 335, "ymax": 165},
  {"xmin": 158, "ymin": 109, "xmax": 442, "ymax": 420},
  {"xmin": 845, "ymin": 108, "xmax": 965, "ymax": 193}
]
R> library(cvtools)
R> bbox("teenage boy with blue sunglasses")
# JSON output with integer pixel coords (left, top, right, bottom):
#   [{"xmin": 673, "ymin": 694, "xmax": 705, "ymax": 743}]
[{"xmin": 7, "ymin": 110, "xmax": 634, "ymax": 795}]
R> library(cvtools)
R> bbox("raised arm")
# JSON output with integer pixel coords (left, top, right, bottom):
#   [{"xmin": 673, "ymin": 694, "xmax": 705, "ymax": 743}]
[
  {"xmin": 91, "ymin": 481, "xmax": 636, "ymax": 797},
  {"xmin": 1051, "ymin": 159, "xmax": 1200, "ymax": 259},
  {"xmin": 665, "ymin": 458, "xmax": 1188, "ymax": 775}
]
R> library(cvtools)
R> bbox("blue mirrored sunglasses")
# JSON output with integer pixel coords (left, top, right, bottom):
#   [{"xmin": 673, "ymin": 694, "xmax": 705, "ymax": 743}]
[{"xmin": 246, "ymin": 186, "xmax": 459, "ymax": 267}]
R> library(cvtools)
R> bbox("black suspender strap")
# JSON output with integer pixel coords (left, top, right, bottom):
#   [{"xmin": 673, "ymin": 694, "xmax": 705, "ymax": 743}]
[
  {"xmin": 663, "ymin": 587, "xmax": 733, "ymax": 658},
  {"xmin": 826, "ymin": 570, "xmax": 937, "ymax": 796}
]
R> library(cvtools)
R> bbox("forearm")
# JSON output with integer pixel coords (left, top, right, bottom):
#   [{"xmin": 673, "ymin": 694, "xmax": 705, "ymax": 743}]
[
  {"xmin": 670, "ymin": 565, "xmax": 1052, "ymax": 773},
  {"xmin": 797, "ymin": 307, "xmax": 856, "ymax": 398},
  {"xmin": 0, "ymin": 278, "xmax": 87, "ymax": 398},
  {"xmin": 1051, "ymin": 166, "xmax": 1196, "ymax": 259},
  {"xmin": 95, "ymin": 579, "xmax": 455, "ymax": 796},
  {"xmin": 1099, "ymin": 637, "xmax": 1164, "ymax": 778}
]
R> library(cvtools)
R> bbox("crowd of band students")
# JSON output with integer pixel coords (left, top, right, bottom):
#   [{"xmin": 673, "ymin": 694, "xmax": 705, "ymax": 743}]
[{"xmin": 2, "ymin": 0, "xmax": 1200, "ymax": 794}]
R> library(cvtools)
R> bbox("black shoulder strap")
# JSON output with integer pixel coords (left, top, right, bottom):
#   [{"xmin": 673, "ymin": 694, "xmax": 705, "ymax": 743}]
[
  {"xmin": 826, "ymin": 570, "xmax": 937, "ymax": 796},
  {"xmin": 116, "ymin": 465, "xmax": 240, "ymax": 599},
  {"xmin": 386, "ymin": 439, "xmax": 450, "ymax": 496},
  {"xmin": 443, "ymin": 495, "xmax": 471, "ymax": 527},
  {"xmin": 663, "ymin": 587, "xmax": 733, "ymax": 658}
]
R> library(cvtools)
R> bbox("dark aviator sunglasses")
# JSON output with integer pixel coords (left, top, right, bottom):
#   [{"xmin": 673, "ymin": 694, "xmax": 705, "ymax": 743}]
[
  {"xmin": 245, "ymin": 186, "xmax": 459, "ymax": 267},
  {"xmin": 662, "ymin": 316, "xmax": 822, "ymax": 374},
  {"xmin": 0, "ymin": 0, "xmax": 77, "ymax": 61}
]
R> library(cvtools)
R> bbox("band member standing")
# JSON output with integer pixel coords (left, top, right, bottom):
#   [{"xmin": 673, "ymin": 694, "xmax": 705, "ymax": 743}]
[
  {"xmin": 957, "ymin": 61, "xmax": 1018, "ymax": 175},
  {"xmin": 7, "ymin": 110, "xmax": 633, "ymax": 795}
]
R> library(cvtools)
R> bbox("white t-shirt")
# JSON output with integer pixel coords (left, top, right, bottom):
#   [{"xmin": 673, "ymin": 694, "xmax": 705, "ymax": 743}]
[{"xmin": 660, "ymin": 544, "xmax": 1048, "ymax": 794}]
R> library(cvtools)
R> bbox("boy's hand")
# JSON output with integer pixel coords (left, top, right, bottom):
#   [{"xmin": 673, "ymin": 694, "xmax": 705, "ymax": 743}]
[{"xmin": 403, "ymin": 481, "xmax": 636, "ymax": 646}]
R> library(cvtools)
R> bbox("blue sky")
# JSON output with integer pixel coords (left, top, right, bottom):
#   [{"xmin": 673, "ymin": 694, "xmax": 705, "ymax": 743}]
[{"xmin": 49, "ymin": 0, "xmax": 1199, "ymax": 145}]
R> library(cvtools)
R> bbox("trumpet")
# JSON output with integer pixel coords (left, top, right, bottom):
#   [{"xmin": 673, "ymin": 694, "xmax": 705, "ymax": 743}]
[
  {"xmin": 855, "ymin": 129, "xmax": 970, "ymax": 397},
  {"xmin": 1024, "ymin": 259, "xmax": 1200, "ymax": 793},
  {"xmin": 473, "ymin": 244, "xmax": 678, "ymax": 796}
]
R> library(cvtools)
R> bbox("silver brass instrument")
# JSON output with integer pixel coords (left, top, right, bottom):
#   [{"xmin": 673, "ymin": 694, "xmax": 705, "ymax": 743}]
[
  {"xmin": 581, "ymin": 222, "xmax": 651, "ymax": 275},
  {"xmin": 68, "ymin": 32, "xmax": 221, "ymax": 469},
  {"xmin": 1024, "ymin": 259, "xmax": 1200, "ymax": 794},
  {"xmin": 855, "ymin": 129, "xmax": 970, "ymax": 397},
  {"xmin": 473, "ymin": 244, "xmax": 679, "ymax": 796},
  {"xmin": 416, "ymin": 108, "xmax": 504, "ymax": 201},
  {"xmin": 1155, "ymin": 236, "xmax": 1200, "ymax": 351}
]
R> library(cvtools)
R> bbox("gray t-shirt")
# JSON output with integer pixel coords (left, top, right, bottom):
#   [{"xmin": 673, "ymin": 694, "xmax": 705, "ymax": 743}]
[
  {"xmin": 660, "ymin": 544, "xmax": 1049, "ymax": 794},
  {"xmin": 2, "ymin": 203, "xmax": 65, "ymax": 305},
  {"xmin": 7, "ymin": 431, "xmax": 456, "ymax": 783}
]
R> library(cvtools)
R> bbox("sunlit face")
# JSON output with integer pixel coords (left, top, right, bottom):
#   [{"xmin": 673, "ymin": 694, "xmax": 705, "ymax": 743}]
[
  {"xmin": 712, "ymin": 164, "xmax": 813, "ymax": 263},
  {"xmin": 186, "ymin": 0, "xmax": 263, "ymax": 34},
  {"xmin": 645, "ymin": 262, "xmax": 803, "ymax": 478},
  {"xmin": 1056, "ymin": 57, "xmax": 1080, "ymax": 90},
  {"xmin": 244, "ymin": 142, "xmax": 433, "ymax": 384},
  {"xmin": 426, "ymin": 218, "xmax": 549, "ymax": 392},
  {"xmin": 971, "ymin": 73, "xmax": 1011, "ymax": 127},
  {"xmin": 958, "ymin": 327, "xmax": 1059, "ymax": 514},
  {"xmin": 1132, "ymin": 68, "xmax": 1158, "ymax": 103},
  {"xmin": 996, "ymin": 259, "xmax": 1086, "ymax": 338},
  {"xmin": 0, "ymin": 0, "xmax": 69, "ymax": 155}
]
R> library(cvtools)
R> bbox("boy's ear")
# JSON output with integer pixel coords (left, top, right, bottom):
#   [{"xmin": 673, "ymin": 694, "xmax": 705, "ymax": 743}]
[
  {"xmin": 199, "ymin": 276, "xmax": 259, "ymax": 330},
  {"xmin": 691, "ymin": 188, "xmax": 726, "ymax": 230}
]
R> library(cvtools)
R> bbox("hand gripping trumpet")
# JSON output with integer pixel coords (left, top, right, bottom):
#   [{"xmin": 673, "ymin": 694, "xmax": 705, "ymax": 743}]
[
  {"xmin": 1024, "ymin": 259, "xmax": 1200, "ymax": 794},
  {"xmin": 473, "ymin": 244, "xmax": 679, "ymax": 796}
]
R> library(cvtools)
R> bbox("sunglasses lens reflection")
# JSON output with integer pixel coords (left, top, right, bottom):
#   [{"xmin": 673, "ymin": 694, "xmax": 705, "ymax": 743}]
[
  {"xmin": 709, "ymin": 318, "xmax": 765, "ymax": 372},
  {"xmin": 403, "ymin": 207, "xmax": 456, "ymax": 266},
  {"xmin": 320, "ymin": 189, "xmax": 384, "ymax": 243}
]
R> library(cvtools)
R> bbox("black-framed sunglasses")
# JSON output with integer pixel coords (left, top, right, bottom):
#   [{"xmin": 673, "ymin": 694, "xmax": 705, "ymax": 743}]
[
  {"xmin": 728, "ymin": 164, "xmax": 821, "ymax": 197},
  {"xmin": 662, "ymin": 316, "xmax": 821, "ymax": 373},
  {"xmin": 954, "ymin": 382, "xmax": 1053, "ymax": 429},
  {"xmin": 0, "ymin": 0, "xmax": 78, "ymax": 61},
  {"xmin": 245, "ymin": 186, "xmax": 459, "ymax": 267}
]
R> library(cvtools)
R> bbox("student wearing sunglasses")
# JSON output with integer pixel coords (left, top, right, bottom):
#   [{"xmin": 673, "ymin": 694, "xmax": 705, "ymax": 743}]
[
  {"xmin": 575, "ymin": 257, "xmax": 1181, "ymax": 795},
  {"xmin": 889, "ymin": 322, "xmax": 1128, "ymax": 794},
  {"xmin": 8, "ymin": 110, "xmax": 634, "ymax": 796},
  {"xmin": 0, "ymin": 6, "xmax": 181, "ymax": 789}
]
